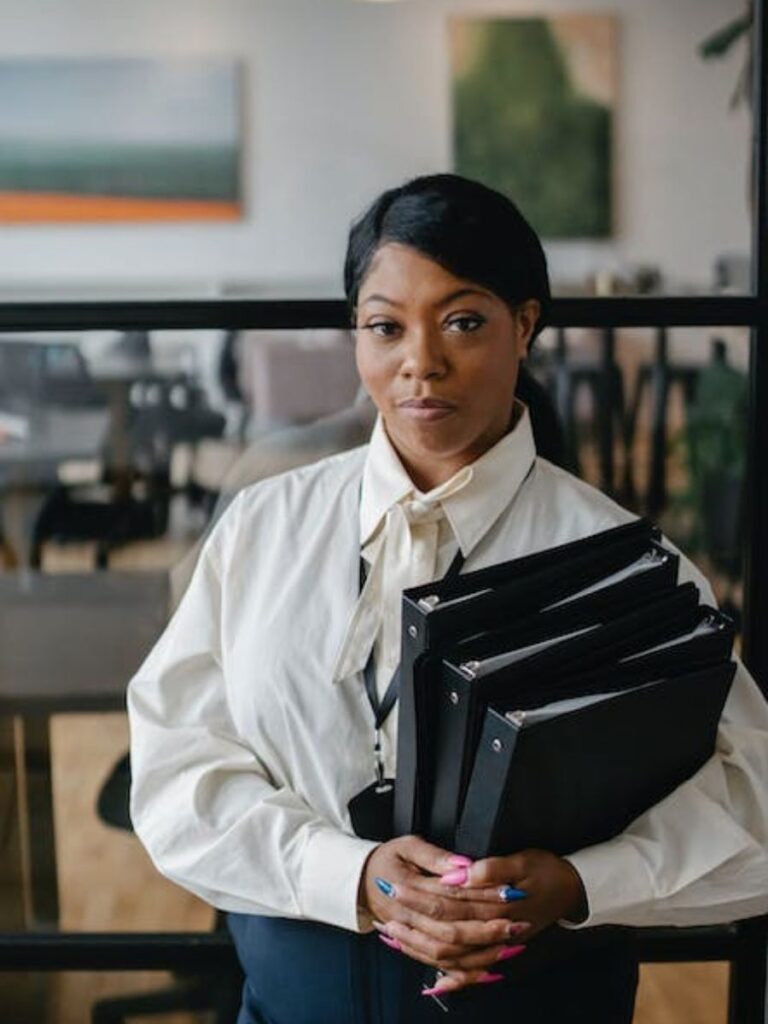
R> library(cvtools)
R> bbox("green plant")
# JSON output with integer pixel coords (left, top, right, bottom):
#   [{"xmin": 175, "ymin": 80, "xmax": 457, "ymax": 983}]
[
  {"xmin": 699, "ymin": 2, "xmax": 753, "ymax": 108},
  {"xmin": 669, "ymin": 344, "xmax": 748, "ymax": 580}
]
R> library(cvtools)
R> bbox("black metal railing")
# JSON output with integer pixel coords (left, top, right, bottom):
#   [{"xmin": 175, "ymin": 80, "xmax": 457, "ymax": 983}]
[{"xmin": 0, "ymin": 294, "xmax": 761, "ymax": 333}]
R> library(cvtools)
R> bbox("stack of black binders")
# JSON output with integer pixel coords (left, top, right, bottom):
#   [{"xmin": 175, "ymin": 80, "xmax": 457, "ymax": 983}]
[{"xmin": 393, "ymin": 518, "xmax": 736, "ymax": 860}]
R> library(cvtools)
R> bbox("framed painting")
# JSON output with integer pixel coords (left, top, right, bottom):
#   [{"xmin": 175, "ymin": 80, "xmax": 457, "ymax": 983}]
[
  {"xmin": 0, "ymin": 58, "xmax": 242, "ymax": 223},
  {"xmin": 451, "ymin": 16, "xmax": 617, "ymax": 239}
]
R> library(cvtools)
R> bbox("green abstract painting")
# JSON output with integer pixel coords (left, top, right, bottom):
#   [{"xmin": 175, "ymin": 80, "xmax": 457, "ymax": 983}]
[
  {"xmin": 451, "ymin": 16, "xmax": 616, "ymax": 238},
  {"xmin": 0, "ymin": 59, "xmax": 242, "ymax": 223}
]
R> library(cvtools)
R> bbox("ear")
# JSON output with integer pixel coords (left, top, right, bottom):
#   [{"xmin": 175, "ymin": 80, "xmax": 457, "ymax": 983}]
[{"xmin": 512, "ymin": 300, "xmax": 541, "ymax": 360}]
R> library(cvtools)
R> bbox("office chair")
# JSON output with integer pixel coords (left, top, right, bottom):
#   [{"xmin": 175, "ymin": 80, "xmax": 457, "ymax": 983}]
[
  {"xmin": 30, "ymin": 376, "xmax": 225, "ymax": 569},
  {"xmin": 623, "ymin": 327, "xmax": 704, "ymax": 515},
  {"xmin": 541, "ymin": 327, "xmax": 627, "ymax": 495},
  {"xmin": 218, "ymin": 329, "xmax": 251, "ymax": 440}
]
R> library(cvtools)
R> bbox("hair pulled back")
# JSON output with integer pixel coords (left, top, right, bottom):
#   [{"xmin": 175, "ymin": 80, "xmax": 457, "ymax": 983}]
[{"xmin": 344, "ymin": 173, "xmax": 550, "ymax": 339}]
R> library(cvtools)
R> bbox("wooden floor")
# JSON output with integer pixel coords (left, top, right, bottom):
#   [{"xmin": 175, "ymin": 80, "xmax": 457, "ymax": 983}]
[{"xmin": 10, "ymin": 492, "xmax": 734, "ymax": 1023}]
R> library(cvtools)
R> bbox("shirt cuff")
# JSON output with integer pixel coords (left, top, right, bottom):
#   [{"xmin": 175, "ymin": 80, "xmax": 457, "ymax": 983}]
[
  {"xmin": 561, "ymin": 838, "xmax": 658, "ymax": 929},
  {"xmin": 300, "ymin": 827, "xmax": 380, "ymax": 933}
]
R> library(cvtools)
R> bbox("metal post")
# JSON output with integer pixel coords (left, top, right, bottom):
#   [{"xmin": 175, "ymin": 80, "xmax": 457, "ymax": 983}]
[
  {"xmin": 729, "ymin": 0, "xmax": 768, "ymax": 1021},
  {"xmin": 743, "ymin": 0, "xmax": 768, "ymax": 692}
]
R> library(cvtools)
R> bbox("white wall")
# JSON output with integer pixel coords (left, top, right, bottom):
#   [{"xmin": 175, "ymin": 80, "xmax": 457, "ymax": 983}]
[{"xmin": 0, "ymin": 0, "xmax": 752, "ymax": 294}]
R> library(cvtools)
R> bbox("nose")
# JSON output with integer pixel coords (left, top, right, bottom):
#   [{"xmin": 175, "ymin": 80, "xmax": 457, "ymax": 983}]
[{"xmin": 400, "ymin": 326, "xmax": 447, "ymax": 381}]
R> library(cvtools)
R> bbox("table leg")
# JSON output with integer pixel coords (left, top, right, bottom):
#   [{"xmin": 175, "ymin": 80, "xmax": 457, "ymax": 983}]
[
  {"xmin": 103, "ymin": 383, "xmax": 133, "ymax": 501},
  {"xmin": 0, "ymin": 725, "xmax": 51, "ymax": 1012},
  {"xmin": 552, "ymin": 329, "xmax": 582, "ymax": 475},
  {"xmin": 0, "ymin": 716, "xmax": 27, "ymax": 928},
  {"xmin": 597, "ymin": 328, "xmax": 617, "ymax": 495},
  {"xmin": 18, "ymin": 715, "xmax": 59, "ymax": 928},
  {"xmin": 621, "ymin": 366, "xmax": 649, "ymax": 507},
  {"xmin": 2, "ymin": 491, "xmax": 46, "ymax": 569},
  {"xmin": 647, "ymin": 328, "xmax": 670, "ymax": 516}
]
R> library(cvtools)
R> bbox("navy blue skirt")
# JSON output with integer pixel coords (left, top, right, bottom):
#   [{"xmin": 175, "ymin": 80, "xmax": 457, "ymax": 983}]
[{"xmin": 228, "ymin": 914, "xmax": 638, "ymax": 1024}]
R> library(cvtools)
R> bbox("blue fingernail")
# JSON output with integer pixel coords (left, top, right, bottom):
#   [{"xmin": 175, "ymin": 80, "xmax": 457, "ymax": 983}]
[
  {"xmin": 375, "ymin": 877, "xmax": 396, "ymax": 898},
  {"xmin": 499, "ymin": 885, "xmax": 527, "ymax": 902}
]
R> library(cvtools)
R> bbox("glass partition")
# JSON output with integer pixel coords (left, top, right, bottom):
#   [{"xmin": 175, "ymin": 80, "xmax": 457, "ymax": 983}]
[{"xmin": 0, "ymin": 312, "xmax": 752, "ymax": 1022}]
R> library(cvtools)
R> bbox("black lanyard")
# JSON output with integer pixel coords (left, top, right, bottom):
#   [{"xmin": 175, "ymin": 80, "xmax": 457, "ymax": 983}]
[{"xmin": 359, "ymin": 546, "xmax": 465, "ymax": 785}]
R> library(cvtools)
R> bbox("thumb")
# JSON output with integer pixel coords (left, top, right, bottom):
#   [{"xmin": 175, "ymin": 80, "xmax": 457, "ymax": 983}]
[{"xmin": 397, "ymin": 835, "xmax": 473, "ymax": 877}]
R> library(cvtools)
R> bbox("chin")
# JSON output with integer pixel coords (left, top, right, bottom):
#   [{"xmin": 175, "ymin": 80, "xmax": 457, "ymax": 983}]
[{"xmin": 391, "ymin": 418, "xmax": 472, "ymax": 457}]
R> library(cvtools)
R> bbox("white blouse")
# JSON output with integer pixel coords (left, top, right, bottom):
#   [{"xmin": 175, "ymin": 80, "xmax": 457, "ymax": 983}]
[{"xmin": 128, "ymin": 409, "xmax": 768, "ymax": 935}]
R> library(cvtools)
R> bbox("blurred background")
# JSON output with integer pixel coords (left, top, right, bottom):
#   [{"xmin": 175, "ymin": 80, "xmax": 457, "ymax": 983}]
[{"xmin": 0, "ymin": 0, "xmax": 756, "ymax": 1021}]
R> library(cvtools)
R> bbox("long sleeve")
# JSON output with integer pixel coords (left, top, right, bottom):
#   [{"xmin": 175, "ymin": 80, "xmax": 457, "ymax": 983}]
[
  {"xmin": 564, "ymin": 555, "xmax": 768, "ymax": 928},
  {"xmin": 127, "ymin": 497, "xmax": 379, "ymax": 933}
]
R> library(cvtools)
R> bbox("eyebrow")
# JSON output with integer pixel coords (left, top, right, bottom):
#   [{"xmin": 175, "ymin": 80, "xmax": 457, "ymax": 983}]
[{"xmin": 360, "ymin": 287, "xmax": 493, "ymax": 309}]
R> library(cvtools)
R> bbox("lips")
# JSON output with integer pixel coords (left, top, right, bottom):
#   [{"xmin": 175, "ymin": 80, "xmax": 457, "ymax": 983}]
[
  {"xmin": 397, "ymin": 397, "xmax": 457, "ymax": 421},
  {"xmin": 398, "ymin": 398, "xmax": 456, "ymax": 410}
]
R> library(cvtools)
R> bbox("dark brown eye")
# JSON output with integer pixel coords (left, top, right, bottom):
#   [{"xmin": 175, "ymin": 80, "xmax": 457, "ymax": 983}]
[
  {"xmin": 445, "ymin": 315, "xmax": 485, "ymax": 334},
  {"xmin": 363, "ymin": 321, "xmax": 400, "ymax": 338}
]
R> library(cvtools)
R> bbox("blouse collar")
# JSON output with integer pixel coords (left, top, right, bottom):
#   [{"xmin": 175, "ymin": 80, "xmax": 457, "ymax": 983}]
[{"xmin": 360, "ymin": 401, "xmax": 538, "ymax": 560}]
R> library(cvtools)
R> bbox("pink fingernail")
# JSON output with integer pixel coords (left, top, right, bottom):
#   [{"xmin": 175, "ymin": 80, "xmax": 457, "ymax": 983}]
[
  {"xmin": 371, "ymin": 920, "xmax": 389, "ymax": 934},
  {"xmin": 478, "ymin": 972, "xmax": 505, "ymax": 984},
  {"xmin": 497, "ymin": 944, "xmax": 526, "ymax": 962},
  {"xmin": 507, "ymin": 921, "xmax": 531, "ymax": 937},
  {"xmin": 440, "ymin": 867, "xmax": 468, "ymax": 886},
  {"xmin": 422, "ymin": 984, "xmax": 451, "ymax": 997},
  {"xmin": 378, "ymin": 934, "xmax": 402, "ymax": 952},
  {"xmin": 448, "ymin": 855, "xmax": 473, "ymax": 868}
]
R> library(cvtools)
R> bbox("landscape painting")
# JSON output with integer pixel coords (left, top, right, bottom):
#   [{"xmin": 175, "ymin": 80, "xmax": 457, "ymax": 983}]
[
  {"xmin": 451, "ymin": 16, "xmax": 616, "ymax": 238},
  {"xmin": 0, "ymin": 58, "xmax": 242, "ymax": 223}
]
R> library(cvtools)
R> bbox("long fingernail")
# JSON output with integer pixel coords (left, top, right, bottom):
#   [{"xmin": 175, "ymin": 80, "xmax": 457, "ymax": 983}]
[
  {"xmin": 422, "ymin": 984, "xmax": 451, "ymax": 997},
  {"xmin": 506, "ymin": 921, "xmax": 531, "ymax": 937},
  {"xmin": 440, "ymin": 867, "xmax": 468, "ymax": 886},
  {"xmin": 375, "ymin": 877, "xmax": 396, "ymax": 898},
  {"xmin": 499, "ymin": 885, "xmax": 527, "ymax": 902},
  {"xmin": 371, "ymin": 920, "xmax": 389, "ymax": 934},
  {"xmin": 497, "ymin": 944, "xmax": 526, "ymax": 962},
  {"xmin": 478, "ymin": 972, "xmax": 505, "ymax": 984},
  {"xmin": 378, "ymin": 934, "xmax": 402, "ymax": 952},
  {"xmin": 448, "ymin": 855, "xmax": 473, "ymax": 868}
]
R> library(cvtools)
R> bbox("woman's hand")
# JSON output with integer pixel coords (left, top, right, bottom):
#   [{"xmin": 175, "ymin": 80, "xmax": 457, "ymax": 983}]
[
  {"xmin": 361, "ymin": 836, "xmax": 528, "ymax": 972},
  {"xmin": 360, "ymin": 839, "xmax": 562, "ymax": 977},
  {"xmin": 414, "ymin": 849, "xmax": 589, "ymax": 996},
  {"xmin": 361, "ymin": 841, "xmax": 588, "ymax": 995},
  {"xmin": 437, "ymin": 848, "xmax": 589, "ymax": 937}
]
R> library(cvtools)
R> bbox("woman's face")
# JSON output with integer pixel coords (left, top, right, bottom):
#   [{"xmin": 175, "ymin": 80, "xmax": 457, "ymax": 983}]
[{"xmin": 354, "ymin": 242, "xmax": 540, "ymax": 491}]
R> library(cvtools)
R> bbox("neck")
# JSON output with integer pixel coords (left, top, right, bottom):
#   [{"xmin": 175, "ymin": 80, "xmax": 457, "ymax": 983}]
[{"xmin": 397, "ymin": 453, "xmax": 466, "ymax": 493}]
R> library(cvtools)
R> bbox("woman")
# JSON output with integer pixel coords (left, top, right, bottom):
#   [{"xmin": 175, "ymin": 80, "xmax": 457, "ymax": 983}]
[{"xmin": 128, "ymin": 174, "xmax": 768, "ymax": 1023}]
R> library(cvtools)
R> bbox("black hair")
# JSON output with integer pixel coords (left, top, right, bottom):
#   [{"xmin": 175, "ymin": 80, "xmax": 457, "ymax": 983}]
[{"xmin": 344, "ymin": 173, "xmax": 551, "ymax": 339}]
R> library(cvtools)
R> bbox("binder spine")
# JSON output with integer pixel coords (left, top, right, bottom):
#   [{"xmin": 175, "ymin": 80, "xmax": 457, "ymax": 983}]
[
  {"xmin": 393, "ymin": 598, "xmax": 430, "ymax": 835},
  {"xmin": 426, "ymin": 663, "xmax": 475, "ymax": 846},
  {"xmin": 455, "ymin": 709, "xmax": 520, "ymax": 860}
]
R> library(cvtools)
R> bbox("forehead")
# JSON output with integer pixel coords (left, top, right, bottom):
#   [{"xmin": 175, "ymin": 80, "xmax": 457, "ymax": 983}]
[{"xmin": 359, "ymin": 243, "xmax": 486, "ymax": 304}]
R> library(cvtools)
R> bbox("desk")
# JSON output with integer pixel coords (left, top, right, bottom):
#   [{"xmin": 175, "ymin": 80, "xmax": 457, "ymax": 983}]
[
  {"xmin": 0, "ymin": 408, "xmax": 109, "ymax": 565},
  {"xmin": 0, "ymin": 571, "xmax": 169, "ymax": 929}
]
